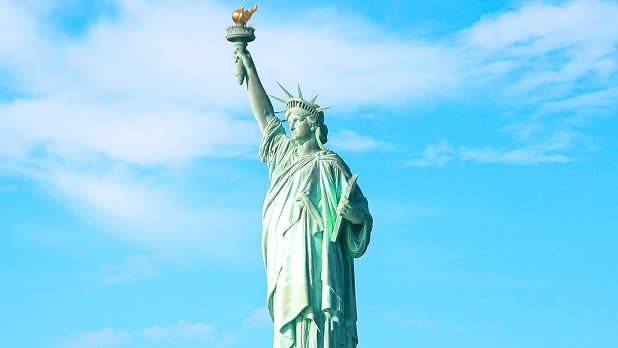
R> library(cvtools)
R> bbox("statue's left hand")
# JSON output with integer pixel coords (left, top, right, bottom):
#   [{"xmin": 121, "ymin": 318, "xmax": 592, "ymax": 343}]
[{"xmin": 337, "ymin": 199, "xmax": 364, "ymax": 225}]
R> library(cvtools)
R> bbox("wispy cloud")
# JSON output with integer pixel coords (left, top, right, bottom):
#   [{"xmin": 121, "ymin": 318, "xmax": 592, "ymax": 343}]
[
  {"xmin": 1, "ymin": 157, "xmax": 261, "ymax": 259},
  {"xmin": 463, "ymin": 0, "xmax": 618, "ymax": 118},
  {"xmin": 2, "ymin": 0, "xmax": 446, "ymax": 256},
  {"xmin": 62, "ymin": 320, "xmax": 216, "ymax": 348},
  {"xmin": 61, "ymin": 306, "xmax": 272, "ymax": 348},
  {"xmin": 458, "ymin": 145, "xmax": 571, "ymax": 165},
  {"xmin": 242, "ymin": 307, "xmax": 271, "ymax": 329},
  {"xmin": 2, "ymin": 0, "xmax": 616, "ymax": 167},
  {"xmin": 406, "ymin": 140, "xmax": 455, "ymax": 167},
  {"xmin": 541, "ymin": 87, "xmax": 618, "ymax": 120},
  {"xmin": 141, "ymin": 321, "xmax": 216, "ymax": 343},
  {"xmin": 409, "ymin": 132, "xmax": 575, "ymax": 166},
  {"xmin": 89, "ymin": 255, "xmax": 161, "ymax": 285},
  {"xmin": 0, "ymin": 99, "xmax": 258, "ymax": 165},
  {"xmin": 460, "ymin": 0, "xmax": 618, "ymax": 97},
  {"xmin": 455, "ymin": 0, "xmax": 618, "ymax": 162},
  {"xmin": 329, "ymin": 129, "xmax": 396, "ymax": 153},
  {"xmin": 1, "ymin": 0, "xmax": 617, "ymax": 255},
  {"xmin": 63, "ymin": 328, "xmax": 131, "ymax": 348}
]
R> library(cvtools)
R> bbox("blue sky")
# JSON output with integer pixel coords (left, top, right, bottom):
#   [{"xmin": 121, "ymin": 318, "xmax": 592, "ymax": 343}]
[{"xmin": 1, "ymin": 0, "xmax": 617, "ymax": 347}]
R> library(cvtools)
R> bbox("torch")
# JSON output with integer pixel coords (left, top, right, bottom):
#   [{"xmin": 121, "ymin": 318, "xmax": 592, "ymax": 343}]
[{"xmin": 226, "ymin": 5, "xmax": 257, "ymax": 85}]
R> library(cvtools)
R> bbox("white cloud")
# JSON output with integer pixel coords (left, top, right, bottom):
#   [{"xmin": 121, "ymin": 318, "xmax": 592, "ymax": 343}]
[
  {"xmin": 328, "ymin": 129, "xmax": 396, "ymax": 153},
  {"xmin": 63, "ymin": 328, "xmax": 131, "ymax": 348},
  {"xmin": 1, "ymin": 0, "xmax": 617, "ymax": 256},
  {"xmin": 141, "ymin": 320, "xmax": 216, "ymax": 343},
  {"xmin": 0, "ymin": 1, "xmax": 41, "ymax": 64},
  {"xmin": 460, "ymin": 0, "xmax": 618, "ymax": 100},
  {"xmin": 0, "ymin": 98, "xmax": 258, "ymax": 166},
  {"xmin": 541, "ymin": 87, "xmax": 618, "ymax": 119},
  {"xmin": 462, "ymin": 0, "xmax": 618, "ymax": 51},
  {"xmin": 48, "ymin": 169, "xmax": 192, "ymax": 231},
  {"xmin": 62, "ymin": 321, "xmax": 216, "ymax": 348},
  {"xmin": 242, "ymin": 307, "xmax": 271, "ymax": 329},
  {"xmin": 0, "ymin": 158, "xmax": 261, "ymax": 259},
  {"xmin": 459, "ymin": 131, "xmax": 575, "ymax": 165},
  {"xmin": 407, "ymin": 140, "xmax": 455, "ymax": 167},
  {"xmin": 2, "ymin": 0, "xmax": 616, "ymax": 168},
  {"xmin": 3, "ymin": 0, "xmax": 444, "ymax": 257},
  {"xmin": 410, "ymin": 132, "xmax": 574, "ymax": 166},
  {"xmin": 61, "ymin": 306, "xmax": 272, "ymax": 348},
  {"xmin": 89, "ymin": 254, "xmax": 161, "ymax": 284},
  {"xmin": 45, "ymin": 167, "xmax": 260, "ymax": 259},
  {"xmin": 458, "ymin": 146, "xmax": 571, "ymax": 165},
  {"xmin": 500, "ymin": 122, "xmax": 545, "ymax": 142}
]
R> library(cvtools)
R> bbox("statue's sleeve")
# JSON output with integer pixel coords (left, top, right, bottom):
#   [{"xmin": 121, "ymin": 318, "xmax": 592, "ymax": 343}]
[
  {"xmin": 319, "ymin": 155, "xmax": 372, "ymax": 258},
  {"xmin": 342, "ymin": 182, "xmax": 373, "ymax": 258},
  {"xmin": 258, "ymin": 117, "xmax": 290, "ymax": 174}
]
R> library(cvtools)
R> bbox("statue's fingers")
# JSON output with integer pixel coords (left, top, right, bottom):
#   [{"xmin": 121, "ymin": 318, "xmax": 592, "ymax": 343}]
[
  {"xmin": 344, "ymin": 205, "xmax": 353, "ymax": 217},
  {"xmin": 337, "ymin": 206, "xmax": 346, "ymax": 216},
  {"xmin": 233, "ymin": 51, "xmax": 243, "ymax": 63},
  {"xmin": 240, "ymin": 53, "xmax": 252, "ymax": 66},
  {"xmin": 234, "ymin": 50, "xmax": 246, "ymax": 63}
]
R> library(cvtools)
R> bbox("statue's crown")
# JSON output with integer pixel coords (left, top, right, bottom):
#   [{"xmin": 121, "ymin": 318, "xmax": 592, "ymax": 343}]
[{"xmin": 270, "ymin": 82, "xmax": 330, "ymax": 122}]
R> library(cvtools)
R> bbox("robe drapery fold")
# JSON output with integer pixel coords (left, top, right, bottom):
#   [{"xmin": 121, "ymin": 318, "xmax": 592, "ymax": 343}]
[{"xmin": 259, "ymin": 118, "xmax": 372, "ymax": 348}]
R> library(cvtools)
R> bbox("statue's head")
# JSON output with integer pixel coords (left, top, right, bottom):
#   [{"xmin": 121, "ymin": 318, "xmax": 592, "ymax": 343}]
[
  {"xmin": 285, "ymin": 106, "xmax": 328, "ymax": 145},
  {"xmin": 270, "ymin": 83, "xmax": 330, "ymax": 147}
]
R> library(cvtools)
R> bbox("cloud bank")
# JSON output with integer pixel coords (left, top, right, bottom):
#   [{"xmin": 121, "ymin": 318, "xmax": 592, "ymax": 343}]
[{"xmin": 1, "ymin": 0, "xmax": 616, "ymax": 252}]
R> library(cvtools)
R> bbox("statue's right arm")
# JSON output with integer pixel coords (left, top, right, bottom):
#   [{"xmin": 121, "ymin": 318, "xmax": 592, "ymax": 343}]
[{"xmin": 235, "ymin": 48, "xmax": 276, "ymax": 134}]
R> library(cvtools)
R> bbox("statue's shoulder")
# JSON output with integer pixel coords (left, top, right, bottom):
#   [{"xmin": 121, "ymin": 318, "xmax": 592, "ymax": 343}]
[{"xmin": 316, "ymin": 149, "xmax": 352, "ymax": 176}]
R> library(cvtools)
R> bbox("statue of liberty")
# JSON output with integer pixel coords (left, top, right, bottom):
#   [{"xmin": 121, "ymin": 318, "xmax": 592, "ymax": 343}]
[{"xmin": 228, "ymin": 6, "xmax": 373, "ymax": 347}]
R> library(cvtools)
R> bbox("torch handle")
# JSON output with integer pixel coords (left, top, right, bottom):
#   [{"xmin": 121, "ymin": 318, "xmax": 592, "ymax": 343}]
[{"xmin": 234, "ymin": 42, "xmax": 248, "ymax": 85}]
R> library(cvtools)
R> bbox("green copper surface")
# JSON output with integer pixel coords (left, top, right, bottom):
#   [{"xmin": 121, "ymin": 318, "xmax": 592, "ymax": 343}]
[{"xmin": 227, "ymin": 7, "xmax": 373, "ymax": 347}]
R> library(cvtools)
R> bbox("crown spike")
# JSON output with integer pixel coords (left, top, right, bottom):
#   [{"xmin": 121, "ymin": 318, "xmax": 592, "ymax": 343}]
[
  {"xmin": 310, "ymin": 94, "xmax": 319, "ymax": 104},
  {"xmin": 297, "ymin": 84, "xmax": 303, "ymax": 99},
  {"xmin": 268, "ymin": 94, "xmax": 288, "ymax": 104},
  {"xmin": 316, "ymin": 106, "xmax": 332, "ymax": 112},
  {"xmin": 275, "ymin": 81, "xmax": 294, "ymax": 98}
]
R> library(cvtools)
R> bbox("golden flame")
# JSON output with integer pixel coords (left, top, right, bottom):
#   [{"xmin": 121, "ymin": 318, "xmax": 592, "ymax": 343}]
[{"xmin": 232, "ymin": 5, "xmax": 258, "ymax": 25}]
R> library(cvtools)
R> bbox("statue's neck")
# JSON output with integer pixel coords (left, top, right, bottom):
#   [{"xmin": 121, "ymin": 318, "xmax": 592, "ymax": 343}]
[{"xmin": 296, "ymin": 136, "xmax": 320, "ymax": 156}]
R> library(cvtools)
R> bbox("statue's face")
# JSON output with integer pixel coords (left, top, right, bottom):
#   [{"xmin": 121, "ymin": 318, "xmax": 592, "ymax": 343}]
[{"xmin": 287, "ymin": 111, "xmax": 313, "ymax": 143}]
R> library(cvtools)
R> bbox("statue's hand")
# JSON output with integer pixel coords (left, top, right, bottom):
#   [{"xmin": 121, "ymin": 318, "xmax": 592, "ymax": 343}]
[
  {"xmin": 234, "ymin": 47, "xmax": 253, "ymax": 66},
  {"xmin": 233, "ymin": 47, "xmax": 255, "ymax": 84},
  {"xmin": 337, "ymin": 199, "xmax": 364, "ymax": 225},
  {"xmin": 232, "ymin": 48, "xmax": 247, "ymax": 85}
]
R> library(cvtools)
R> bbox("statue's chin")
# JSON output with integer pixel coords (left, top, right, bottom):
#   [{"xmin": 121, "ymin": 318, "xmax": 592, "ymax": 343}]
[
  {"xmin": 291, "ymin": 132, "xmax": 313, "ymax": 145},
  {"xmin": 292, "ymin": 136, "xmax": 309, "ymax": 145}
]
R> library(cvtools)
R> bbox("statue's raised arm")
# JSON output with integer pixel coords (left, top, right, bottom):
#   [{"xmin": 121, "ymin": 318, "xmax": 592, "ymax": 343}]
[
  {"xmin": 234, "ymin": 48, "xmax": 275, "ymax": 133},
  {"xmin": 226, "ymin": 5, "xmax": 274, "ymax": 134}
]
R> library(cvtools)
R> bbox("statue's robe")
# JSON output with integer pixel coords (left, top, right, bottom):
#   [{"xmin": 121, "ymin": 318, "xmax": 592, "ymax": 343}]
[{"xmin": 259, "ymin": 118, "xmax": 373, "ymax": 348}]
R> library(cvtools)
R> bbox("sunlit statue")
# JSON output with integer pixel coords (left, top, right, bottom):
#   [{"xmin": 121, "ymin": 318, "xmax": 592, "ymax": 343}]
[{"xmin": 227, "ymin": 6, "xmax": 373, "ymax": 347}]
